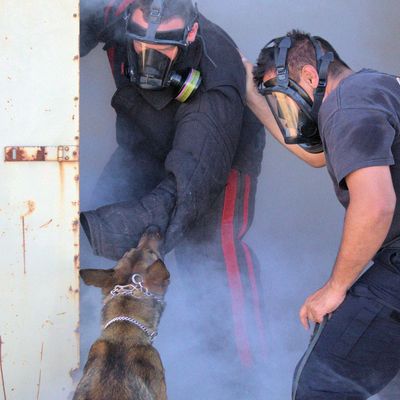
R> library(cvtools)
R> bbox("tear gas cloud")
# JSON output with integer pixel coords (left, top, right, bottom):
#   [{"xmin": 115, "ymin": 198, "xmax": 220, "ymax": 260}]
[{"xmin": 79, "ymin": 0, "xmax": 400, "ymax": 399}]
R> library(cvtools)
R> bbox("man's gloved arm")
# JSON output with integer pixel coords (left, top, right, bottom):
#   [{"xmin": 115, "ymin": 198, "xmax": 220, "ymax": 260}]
[
  {"xmin": 81, "ymin": 86, "xmax": 243, "ymax": 259},
  {"xmin": 80, "ymin": 174, "xmax": 176, "ymax": 260},
  {"xmin": 163, "ymin": 85, "xmax": 244, "ymax": 251},
  {"xmin": 80, "ymin": 0, "xmax": 108, "ymax": 56}
]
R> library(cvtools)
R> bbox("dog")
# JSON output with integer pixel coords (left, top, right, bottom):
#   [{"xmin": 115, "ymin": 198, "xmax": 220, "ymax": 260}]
[{"xmin": 73, "ymin": 226, "xmax": 170, "ymax": 400}]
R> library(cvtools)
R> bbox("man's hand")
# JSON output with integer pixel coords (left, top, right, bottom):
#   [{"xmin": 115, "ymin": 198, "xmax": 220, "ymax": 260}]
[
  {"xmin": 240, "ymin": 54, "xmax": 264, "ymax": 106},
  {"xmin": 238, "ymin": 50, "xmax": 326, "ymax": 167},
  {"xmin": 299, "ymin": 280, "xmax": 347, "ymax": 329}
]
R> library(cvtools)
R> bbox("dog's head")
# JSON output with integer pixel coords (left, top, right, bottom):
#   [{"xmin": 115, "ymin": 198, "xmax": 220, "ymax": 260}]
[{"xmin": 80, "ymin": 226, "xmax": 170, "ymax": 296}]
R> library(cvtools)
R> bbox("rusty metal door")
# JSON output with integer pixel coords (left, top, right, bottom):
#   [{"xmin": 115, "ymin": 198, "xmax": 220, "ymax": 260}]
[{"xmin": 0, "ymin": 1, "xmax": 80, "ymax": 399}]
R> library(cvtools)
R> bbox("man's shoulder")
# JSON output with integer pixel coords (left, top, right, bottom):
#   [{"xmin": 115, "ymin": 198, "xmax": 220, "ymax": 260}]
[
  {"xmin": 197, "ymin": 14, "xmax": 246, "ymax": 99},
  {"xmin": 321, "ymin": 69, "xmax": 400, "ymax": 125},
  {"xmin": 339, "ymin": 69, "xmax": 398, "ymax": 97}
]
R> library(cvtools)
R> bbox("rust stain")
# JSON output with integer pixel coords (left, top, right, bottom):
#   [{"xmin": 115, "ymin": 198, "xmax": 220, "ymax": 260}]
[
  {"xmin": 5, "ymin": 147, "xmax": 23, "ymax": 161},
  {"xmin": 39, "ymin": 219, "xmax": 53, "ymax": 229},
  {"xmin": 36, "ymin": 147, "xmax": 46, "ymax": 161},
  {"xmin": 0, "ymin": 336, "xmax": 7, "ymax": 400},
  {"xmin": 74, "ymin": 254, "xmax": 79, "ymax": 271},
  {"xmin": 72, "ymin": 219, "xmax": 79, "ymax": 233},
  {"xmin": 68, "ymin": 285, "xmax": 79, "ymax": 298},
  {"xmin": 21, "ymin": 216, "xmax": 26, "ymax": 275},
  {"xmin": 22, "ymin": 201, "xmax": 36, "ymax": 217},
  {"xmin": 20, "ymin": 201, "xmax": 35, "ymax": 274},
  {"xmin": 58, "ymin": 163, "xmax": 65, "ymax": 201},
  {"xmin": 74, "ymin": 97, "xmax": 79, "ymax": 101},
  {"xmin": 5, "ymin": 147, "xmax": 47, "ymax": 162},
  {"xmin": 68, "ymin": 284, "xmax": 79, "ymax": 295},
  {"xmin": 73, "ymin": 55, "xmax": 79, "ymax": 61},
  {"xmin": 36, "ymin": 343, "xmax": 44, "ymax": 400},
  {"xmin": 73, "ymin": 13, "xmax": 78, "ymax": 18}
]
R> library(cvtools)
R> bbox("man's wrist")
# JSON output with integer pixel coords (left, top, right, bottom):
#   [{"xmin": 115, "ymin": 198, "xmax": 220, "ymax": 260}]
[{"xmin": 326, "ymin": 276, "xmax": 351, "ymax": 294}]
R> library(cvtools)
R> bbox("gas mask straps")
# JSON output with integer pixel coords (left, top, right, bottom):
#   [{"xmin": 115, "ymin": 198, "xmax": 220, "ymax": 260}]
[
  {"xmin": 124, "ymin": 0, "xmax": 201, "ymax": 101},
  {"xmin": 259, "ymin": 35, "xmax": 333, "ymax": 154}
]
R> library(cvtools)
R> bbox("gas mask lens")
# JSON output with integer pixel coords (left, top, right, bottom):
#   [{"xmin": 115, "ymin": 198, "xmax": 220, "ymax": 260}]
[
  {"xmin": 133, "ymin": 42, "xmax": 177, "ymax": 90},
  {"xmin": 265, "ymin": 92, "xmax": 304, "ymax": 144}
]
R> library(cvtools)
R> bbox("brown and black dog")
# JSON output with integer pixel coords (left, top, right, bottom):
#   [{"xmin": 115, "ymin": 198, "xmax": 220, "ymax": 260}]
[{"xmin": 73, "ymin": 226, "xmax": 170, "ymax": 400}]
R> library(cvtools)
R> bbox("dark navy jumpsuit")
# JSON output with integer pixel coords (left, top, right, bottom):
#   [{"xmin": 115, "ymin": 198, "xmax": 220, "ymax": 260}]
[{"xmin": 80, "ymin": 1, "xmax": 267, "ymax": 398}]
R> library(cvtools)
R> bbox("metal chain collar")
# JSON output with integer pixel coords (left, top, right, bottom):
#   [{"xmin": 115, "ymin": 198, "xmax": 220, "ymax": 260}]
[
  {"xmin": 110, "ymin": 273, "xmax": 165, "ymax": 305},
  {"xmin": 103, "ymin": 316, "xmax": 157, "ymax": 343},
  {"xmin": 103, "ymin": 274, "xmax": 164, "ymax": 343}
]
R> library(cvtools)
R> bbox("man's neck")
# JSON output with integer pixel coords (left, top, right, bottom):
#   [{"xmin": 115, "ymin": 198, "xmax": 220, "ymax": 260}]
[{"xmin": 325, "ymin": 68, "xmax": 354, "ymax": 99}]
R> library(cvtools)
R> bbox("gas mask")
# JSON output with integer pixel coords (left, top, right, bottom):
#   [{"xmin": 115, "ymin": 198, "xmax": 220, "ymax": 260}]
[
  {"xmin": 124, "ymin": 0, "xmax": 202, "ymax": 103},
  {"xmin": 259, "ymin": 36, "xmax": 334, "ymax": 153}
]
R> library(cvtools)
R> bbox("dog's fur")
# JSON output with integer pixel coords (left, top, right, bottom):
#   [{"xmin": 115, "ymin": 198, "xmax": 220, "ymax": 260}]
[{"xmin": 73, "ymin": 227, "xmax": 170, "ymax": 400}]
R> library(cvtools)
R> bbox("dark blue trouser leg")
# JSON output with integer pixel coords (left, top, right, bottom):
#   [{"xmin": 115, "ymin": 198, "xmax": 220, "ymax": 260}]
[{"xmin": 293, "ymin": 283, "xmax": 400, "ymax": 400}]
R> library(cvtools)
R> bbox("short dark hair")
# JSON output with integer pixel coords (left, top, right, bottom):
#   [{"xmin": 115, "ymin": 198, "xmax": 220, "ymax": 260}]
[
  {"xmin": 253, "ymin": 29, "xmax": 349, "ymax": 86},
  {"xmin": 136, "ymin": 0, "xmax": 197, "ymax": 25}
]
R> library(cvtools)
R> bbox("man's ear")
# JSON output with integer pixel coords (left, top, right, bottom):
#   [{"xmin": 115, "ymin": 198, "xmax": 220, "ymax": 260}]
[
  {"xmin": 300, "ymin": 64, "xmax": 320, "ymax": 89},
  {"xmin": 187, "ymin": 22, "xmax": 198, "ymax": 44},
  {"xmin": 143, "ymin": 260, "xmax": 170, "ymax": 295},
  {"xmin": 80, "ymin": 268, "xmax": 114, "ymax": 288}
]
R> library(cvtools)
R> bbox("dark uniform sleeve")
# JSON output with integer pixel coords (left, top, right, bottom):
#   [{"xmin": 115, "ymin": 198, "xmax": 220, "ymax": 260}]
[
  {"xmin": 164, "ymin": 85, "xmax": 244, "ymax": 250},
  {"xmin": 81, "ymin": 175, "xmax": 176, "ymax": 259},
  {"xmin": 81, "ymin": 85, "xmax": 244, "ymax": 259},
  {"xmin": 80, "ymin": 0, "xmax": 108, "ymax": 56},
  {"xmin": 324, "ymin": 108, "xmax": 396, "ymax": 189}
]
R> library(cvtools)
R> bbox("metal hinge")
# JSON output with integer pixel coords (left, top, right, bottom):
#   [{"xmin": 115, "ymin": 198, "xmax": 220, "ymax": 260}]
[{"xmin": 4, "ymin": 146, "xmax": 79, "ymax": 162}]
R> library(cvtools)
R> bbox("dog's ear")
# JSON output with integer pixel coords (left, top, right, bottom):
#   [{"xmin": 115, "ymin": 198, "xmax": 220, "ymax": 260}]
[
  {"xmin": 143, "ymin": 260, "xmax": 170, "ymax": 295},
  {"xmin": 80, "ymin": 268, "xmax": 114, "ymax": 288}
]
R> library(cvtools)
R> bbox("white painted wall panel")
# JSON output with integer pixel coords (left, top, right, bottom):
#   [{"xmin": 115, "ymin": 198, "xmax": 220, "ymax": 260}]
[{"xmin": 0, "ymin": 2, "xmax": 80, "ymax": 399}]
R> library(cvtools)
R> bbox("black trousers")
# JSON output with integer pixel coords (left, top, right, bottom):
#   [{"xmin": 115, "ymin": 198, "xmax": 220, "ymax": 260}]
[
  {"xmin": 88, "ymin": 147, "xmax": 268, "ymax": 399},
  {"xmin": 293, "ymin": 247, "xmax": 400, "ymax": 400}
]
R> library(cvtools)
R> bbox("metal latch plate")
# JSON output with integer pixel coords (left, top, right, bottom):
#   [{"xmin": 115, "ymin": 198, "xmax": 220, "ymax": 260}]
[{"xmin": 4, "ymin": 146, "xmax": 79, "ymax": 162}]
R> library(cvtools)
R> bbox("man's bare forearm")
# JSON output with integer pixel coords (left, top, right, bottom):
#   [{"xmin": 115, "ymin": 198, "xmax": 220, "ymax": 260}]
[{"xmin": 329, "ymin": 167, "xmax": 396, "ymax": 291}]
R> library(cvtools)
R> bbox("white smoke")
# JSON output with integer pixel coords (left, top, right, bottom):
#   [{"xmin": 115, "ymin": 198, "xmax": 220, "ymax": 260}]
[{"xmin": 79, "ymin": 0, "xmax": 400, "ymax": 399}]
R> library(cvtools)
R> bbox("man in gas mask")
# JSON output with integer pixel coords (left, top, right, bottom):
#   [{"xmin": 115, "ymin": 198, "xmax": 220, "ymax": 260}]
[
  {"xmin": 243, "ymin": 29, "xmax": 400, "ymax": 399},
  {"xmin": 80, "ymin": 0, "xmax": 266, "ymax": 398}
]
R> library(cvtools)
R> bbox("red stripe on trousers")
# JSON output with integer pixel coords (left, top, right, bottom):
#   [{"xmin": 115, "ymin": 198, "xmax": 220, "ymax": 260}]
[
  {"xmin": 221, "ymin": 170, "xmax": 252, "ymax": 367},
  {"xmin": 106, "ymin": 47, "xmax": 116, "ymax": 75},
  {"xmin": 239, "ymin": 175, "xmax": 268, "ymax": 358},
  {"xmin": 242, "ymin": 243, "xmax": 268, "ymax": 358}
]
